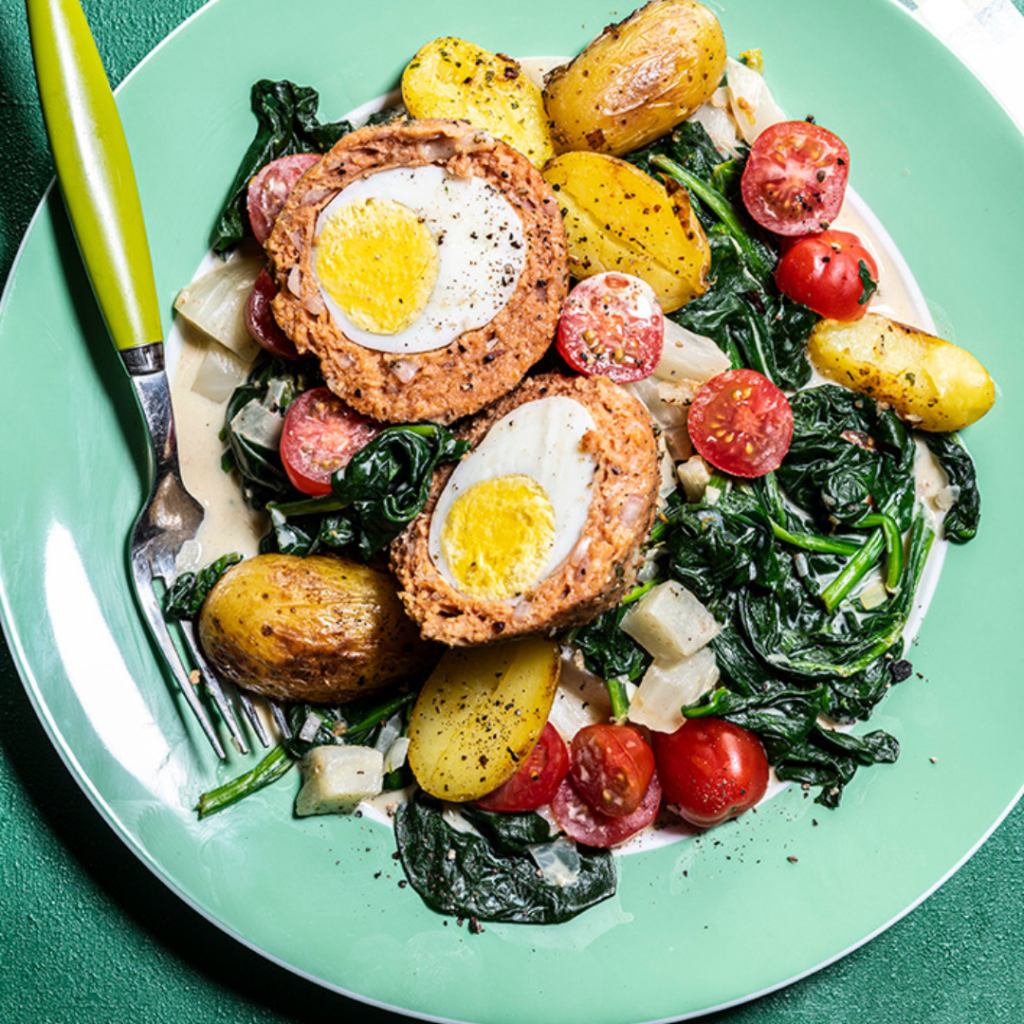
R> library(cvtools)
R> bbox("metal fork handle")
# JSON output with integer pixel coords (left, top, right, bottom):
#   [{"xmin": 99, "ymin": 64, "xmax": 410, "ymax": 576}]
[{"xmin": 123, "ymin": 346, "xmax": 177, "ymax": 497}]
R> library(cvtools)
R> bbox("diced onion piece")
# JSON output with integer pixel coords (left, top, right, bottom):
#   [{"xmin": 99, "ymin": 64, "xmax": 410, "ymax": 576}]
[
  {"xmin": 677, "ymin": 455, "xmax": 712, "ymax": 503},
  {"xmin": 622, "ymin": 377, "xmax": 688, "ymax": 428},
  {"xmin": 628, "ymin": 647, "xmax": 720, "ymax": 734},
  {"xmin": 190, "ymin": 341, "xmax": 251, "ymax": 403},
  {"xmin": 297, "ymin": 711, "xmax": 323, "ymax": 744},
  {"xmin": 662, "ymin": 423, "xmax": 693, "ymax": 463},
  {"xmin": 687, "ymin": 95, "xmax": 744, "ymax": 158},
  {"xmin": 174, "ymin": 254, "xmax": 264, "ymax": 361},
  {"xmin": 294, "ymin": 745, "xmax": 384, "ymax": 816},
  {"xmin": 658, "ymin": 440, "xmax": 677, "ymax": 499},
  {"xmin": 724, "ymin": 57, "xmax": 786, "ymax": 145},
  {"xmin": 528, "ymin": 836, "xmax": 581, "ymax": 887},
  {"xmin": 230, "ymin": 398, "xmax": 285, "ymax": 451},
  {"xmin": 859, "ymin": 579, "xmax": 889, "ymax": 610},
  {"xmin": 547, "ymin": 652, "xmax": 613, "ymax": 741},
  {"xmin": 621, "ymin": 581, "xmax": 720, "ymax": 661},
  {"xmin": 383, "ymin": 736, "xmax": 410, "ymax": 775},
  {"xmin": 373, "ymin": 712, "xmax": 404, "ymax": 755},
  {"xmin": 654, "ymin": 320, "xmax": 732, "ymax": 384}
]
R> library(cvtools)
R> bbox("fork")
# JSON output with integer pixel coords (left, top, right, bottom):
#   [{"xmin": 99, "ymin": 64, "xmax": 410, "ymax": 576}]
[{"xmin": 27, "ymin": 0, "xmax": 272, "ymax": 759}]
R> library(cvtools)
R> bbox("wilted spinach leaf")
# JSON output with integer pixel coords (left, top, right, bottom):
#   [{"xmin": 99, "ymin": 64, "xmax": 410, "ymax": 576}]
[
  {"xmin": 774, "ymin": 726, "xmax": 900, "ymax": 808},
  {"xmin": 921, "ymin": 432, "xmax": 981, "ymax": 543},
  {"xmin": 574, "ymin": 604, "xmax": 651, "ymax": 682},
  {"xmin": 265, "ymin": 424, "xmax": 469, "ymax": 560},
  {"xmin": 395, "ymin": 792, "xmax": 616, "ymax": 924},
  {"xmin": 211, "ymin": 80, "xmax": 354, "ymax": 255},
  {"xmin": 778, "ymin": 386, "xmax": 916, "ymax": 530},
  {"xmin": 163, "ymin": 552, "xmax": 242, "ymax": 619}
]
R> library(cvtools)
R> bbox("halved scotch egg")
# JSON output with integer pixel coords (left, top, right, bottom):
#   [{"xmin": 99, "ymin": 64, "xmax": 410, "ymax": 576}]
[
  {"xmin": 266, "ymin": 119, "xmax": 569, "ymax": 425},
  {"xmin": 390, "ymin": 374, "xmax": 661, "ymax": 645}
]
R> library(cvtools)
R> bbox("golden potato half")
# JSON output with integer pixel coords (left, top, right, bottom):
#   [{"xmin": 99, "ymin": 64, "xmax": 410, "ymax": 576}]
[
  {"xmin": 407, "ymin": 638, "xmax": 561, "ymax": 802},
  {"xmin": 544, "ymin": 0, "xmax": 727, "ymax": 157},
  {"xmin": 808, "ymin": 314, "xmax": 996, "ymax": 432},
  {"xmin": 402, "ymin": 38, "xmax": 555, "ymax": 167},
  {"xmin": 544, "ymin": 150, "xmax": 710, "ymax": 312},
  {"xmin": 198, "ymin": 554, "xmax": 438, "ymax": 704}
]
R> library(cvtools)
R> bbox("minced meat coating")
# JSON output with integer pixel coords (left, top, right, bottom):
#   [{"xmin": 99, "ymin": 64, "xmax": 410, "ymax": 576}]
[
  {"xmin": 266, "ymin": 119, "xmax": 568, "ymax": 425},
  {"xmin": 390, "ymin": 374, "xmax": 660, "ymax": 645}
]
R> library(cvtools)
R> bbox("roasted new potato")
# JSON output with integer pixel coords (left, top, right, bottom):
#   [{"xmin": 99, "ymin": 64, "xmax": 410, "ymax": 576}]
[
  {"xmin": 543, "ymin": 150, "xmax": 710, "ymax": 312},
  {"xmin": 402, "ymin": 38, "xmax": 555, "ymax": 167},
  {"xmin": 543, "ymin": 0, "xmax": 727, "ymax": 157},
  {"xmin": 198, "ymin": 554, "xmax": 438, "ymax": 703},
  {"xmin": 808, "ymin": 313, "xmax": 996, "ymax": 432},
  {"xmin": 407, "ymin": 638, "xmax": 560, "ymax": 802}
]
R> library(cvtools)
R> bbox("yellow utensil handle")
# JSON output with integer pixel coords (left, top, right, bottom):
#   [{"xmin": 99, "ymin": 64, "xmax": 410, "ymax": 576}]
[{"xmin": 27, "ymin": 0, "xmax": 163, "ymax": 352}]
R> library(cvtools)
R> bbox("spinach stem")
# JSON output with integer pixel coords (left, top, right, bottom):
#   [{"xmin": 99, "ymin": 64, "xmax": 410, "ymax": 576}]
[
  {"xmin": 269, "ymin": 496, "xmax": 346, "ymax": 517},
  {"xmin": 771, "ymin": 521, "xmax": 861, "ymax": 558},
  {"xmin": 342, "ymin": 692, "xmax": 416, "ymax": 745},
  {"xmin": 650, "ymin": 154, "xmax": 771, "ymax": 274},
  {"xmin": 605, "ymin": 678, "xmax": 630, "ymax": 723},
  {"xmin": 821, "ymin": 529, "xmax": 885, "ymax": 613},
  {"xmin": 855, "ymin": 513, "xmax": 904, "ymax": 592},
  {"xmin": 622, "ymin": 579, "xmax": 657, "ymax": 605},
  {"xmin": 197, "ymin": 745, "xmax": 294, "ymax": 818}
]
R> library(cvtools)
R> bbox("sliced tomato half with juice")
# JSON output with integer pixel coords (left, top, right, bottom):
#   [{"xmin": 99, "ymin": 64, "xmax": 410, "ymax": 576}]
[
  {"xmin": 247, "ymin": 152, "xmax": 321, "ymax": 246},
  {"xmin": 280, "ymin": 387, "xmax": 382, "ymax": 497},
  {"xmin": 740, "ymin": 121, "xmax": 849, "ymax": 236},
  {"xmin": 688, "ymin": 368, "xmax": 794, "ymax": 478}
]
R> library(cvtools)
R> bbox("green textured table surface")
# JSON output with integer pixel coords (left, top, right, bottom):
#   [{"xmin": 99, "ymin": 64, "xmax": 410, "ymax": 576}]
[{"xmin": 1, "ymin": 1, "xmax": 1022, "ymax": 1022}]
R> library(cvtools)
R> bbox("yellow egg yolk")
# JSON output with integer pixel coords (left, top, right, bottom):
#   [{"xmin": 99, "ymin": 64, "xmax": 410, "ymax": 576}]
[
  {"xmin": 314, "ymin": 197, "xmax": 439, "ymax": 335},
  {"xmin": 440, "ymin": 475, "xmax": 556, "ymax": 600}
]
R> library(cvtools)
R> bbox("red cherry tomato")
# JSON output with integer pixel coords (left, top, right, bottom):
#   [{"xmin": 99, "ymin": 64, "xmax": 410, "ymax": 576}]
[
  {"xmin": 245, "ymin": 269, "xmax": 300, "ymax": 359},
  {"xmin": 654, "ymin": 719, "xmax": 769, "ymax": 829},
  {"xmin": 476, "ymin": 723, "xmax": 569, "ymax": 813},
  {"xmin": 280, "ymin": 387, "xmax": 382, "ymax": 496},
  {"xmin": 740, "ymin": 122, "xmax": 850, "ymax": 236},
  {"xmin": 775, "ymin": 230, "xmax": 879, "ymax": 321},
  {"xmin": 570, "ymin": 724, "xmax": 655, "ymax": 817},
  {"xmin": 552, "ymin": 770, "xmax": 662, "ymax": 849},
  {"xmin": 687, "ymin": 368, "xmax": 793, "ymax": 478},
  {"xmin": 556, "ymin": 272, "xmax": 664, "ymax": 382},
  {"xmin": 247, "ymin": 153, "xmax": 321, "ymax": 246}
]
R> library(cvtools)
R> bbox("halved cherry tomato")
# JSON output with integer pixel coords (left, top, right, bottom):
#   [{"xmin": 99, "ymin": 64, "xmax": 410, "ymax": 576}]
[
  {"xmin": 476, "ymin": 723, "xmax": 569, "ymax": 813},
  {"xmin": 280, "ymin": 387, "xmax": 381, "ymax": 496},
  {"xmin": 775, "ymin": 230, "xmax": 879, "ymax": 321},
  {"xmin": 556, "ymin": 272, "xmax": 664, "ymax": 382},
  {"xmin": 687, "ymin": 368, "xmax": 793, "ymax": 478},
  {"xmin": 552, "ymin": 770, "xmax": 662, "ymax": 849},
  {"xmin": 570, "ymin": 723, "xmax": 655, "ymax": 817},
  {"xmin": 247, "ymin": 152, "xmax": 321, "ymax": 246},
  {"xmin": 245, "ymin": 269, "xmax": 300, "ymax": 359},
  {"xmin": 740, "ymin": 122, "xmax": 849, "ymax": 236},
  {"xmin": 654, "ymin": 718, "xmax": 768, "ymax": 829}
]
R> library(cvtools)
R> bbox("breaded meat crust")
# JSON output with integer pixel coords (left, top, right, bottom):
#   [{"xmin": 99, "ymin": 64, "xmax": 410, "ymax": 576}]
[
  {"xmin": 266, "ymin": 119, "xmax": 568, "ymax": 425},
  {"xmin": 390, "ymin": 374, "xmax": 660, "ymax": 645}
]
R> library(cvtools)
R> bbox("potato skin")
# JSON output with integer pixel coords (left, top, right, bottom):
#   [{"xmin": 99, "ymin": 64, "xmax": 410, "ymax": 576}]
[
  {"xmin": 402, "ymin": 38, "xmax": 555, "ymax": 167},
  {"xmin": 544, "ymin": 0, "xmax": 727, "ymax": 157},
  {"xmin": 407, "ymin": 638, "xmax": 561, "ymax": 802},
  {"xmin": 808, "ymin": 314, "xmax": 996, "ymax": 432},
  {"xmin": 543, "ymin": 151, "xmax": 710, "ymax": 312},
  {"xmin": 198, "ymin": 554, "xmax": 439, "ymax": 703}
]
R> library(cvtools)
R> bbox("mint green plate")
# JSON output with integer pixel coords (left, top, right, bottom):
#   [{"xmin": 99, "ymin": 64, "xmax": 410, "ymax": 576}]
[{"xmin": 1, "ymin": 0, "xmax": 1022, "ymax": 1020}]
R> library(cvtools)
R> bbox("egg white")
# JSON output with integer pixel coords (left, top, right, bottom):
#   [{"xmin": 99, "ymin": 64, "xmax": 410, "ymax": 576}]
[
  {"xmin": 429, "ymin": 396, "xmax": 598, "ymax": 601},
  {"xmin": 313, "ymin": 165, "xmax": 526, "ymax": 355}
]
